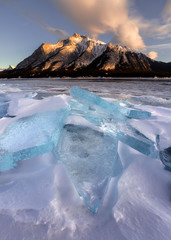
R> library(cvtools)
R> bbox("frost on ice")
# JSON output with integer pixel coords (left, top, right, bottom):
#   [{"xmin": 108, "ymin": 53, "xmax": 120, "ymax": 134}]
[{"xmin": 0, "ymin": 87, "xmax": 168, "ymax": 212}]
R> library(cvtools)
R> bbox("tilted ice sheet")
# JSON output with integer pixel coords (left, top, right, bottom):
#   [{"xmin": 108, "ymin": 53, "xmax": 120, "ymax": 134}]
[{"xmin": 70, "ymin": 86, "xmax": 151, "ymax": 120}]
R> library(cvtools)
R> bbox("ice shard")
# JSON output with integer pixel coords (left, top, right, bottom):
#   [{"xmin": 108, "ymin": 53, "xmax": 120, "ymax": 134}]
[
  {"xmin": 70, "ymin": 87, "xmax": 151, "ymax": 120},
  {"xmin": 57, "ymin": 124, "xmax": 121, "ymax": 213},
  {"xmin": 101, "ymin": 122, "xmax": 158, "ymax": 158},
  {"xmin": 0, "ymin": 108, "xmax": 69, "ymax": 171}
]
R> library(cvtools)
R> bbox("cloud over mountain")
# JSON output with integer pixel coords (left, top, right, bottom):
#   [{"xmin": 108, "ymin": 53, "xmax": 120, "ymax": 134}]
[
  {"xmin": 148, "ymin": 51, "xmax": 158, "ymax": 60},
  {"xmin": 52, "ymin": 0, "xmax": 146, "ymax": 50},
  {"xmin": 163, "ymin": 0, "xmax": 171, "ymax": 17}
]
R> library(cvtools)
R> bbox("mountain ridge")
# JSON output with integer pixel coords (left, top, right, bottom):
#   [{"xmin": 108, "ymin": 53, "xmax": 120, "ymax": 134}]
[{"xmin": 1, "ymin": 33, "xmax": 171, "ymax": 78}]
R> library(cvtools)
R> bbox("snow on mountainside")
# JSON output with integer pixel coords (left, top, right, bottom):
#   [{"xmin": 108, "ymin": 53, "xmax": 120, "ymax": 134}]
[
  {"xmin": 16, "ymin": 33, "xmax": 107, "ymax": 72},
  {"xmin": 1, "ymin": 33, "xmax": 171, "ymax": 78},
  {"xmin": 15, "ymin": 33, "xmax": 152, "ymax": 75}
]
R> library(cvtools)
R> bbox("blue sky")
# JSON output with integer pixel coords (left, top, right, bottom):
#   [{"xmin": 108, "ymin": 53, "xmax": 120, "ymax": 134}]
[{"xmin": 0, "ymin": 0, "xmax": 171, "ymax": 68}]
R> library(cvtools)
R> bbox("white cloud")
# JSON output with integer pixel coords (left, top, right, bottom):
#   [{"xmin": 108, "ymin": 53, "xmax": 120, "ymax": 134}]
[
  {"xmin": 52, "ymin": 0, "xmax": 146, "ymax": 50},
  {"xmin": 163, "ymin": 0, "xmax": 171, "ymax": 17},
  {"xmin": 43, "ymin": 26, "xmax": 69, "ymax": 39},
  {"xmin": 2, "ymin": 0, "xmax": 171, "ymax": 53},
  {"xmin": 147, "ymin": 51, "xmax": 158, "ymax": 60},
  {"xmin": 34, "ymin": 21, "xmax": 69, "ymax": 40},
  {"xmin": 151, "ymin": 0, "xmax": 171, "ymax": 39}
]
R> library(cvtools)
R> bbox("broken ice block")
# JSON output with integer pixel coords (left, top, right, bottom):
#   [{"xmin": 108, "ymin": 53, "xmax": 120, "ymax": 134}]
[
  {"xmin": 0, "ymin": 108, "xmax": 69, "ymax": 171},
  {"xmin": 0, "ymin": 92, "xmax": 38, "ymax": 119},
  {"xmin": 127, "ymin": 108, "xmax": 151, "ymax": 119},
  {"xmin": 0, "ymin": 102, "xmax": 9, "ymax": 118},
  {"xmin": 57, "ymin": 124, "xmax": 121, "ymax": 213},
  {"xmin": 0, "ymin": 93, "xmax": 10, "ymax": 103},
  {"xmin": 70, "ymin": 87, "xmax": 151, "ymax": 120},
  {"xmin": 70, "ymin": 100, "xmax": 114, "ymax": 126},
  {"xmin": 101, "ymin": 123, "xmax": 158, "ymax": 158},
  {"xmin": 159, "ymin": 147, "xmax": 171, "ymax": 171},
  {"xmin": 71, "ymin": 87, "xmax": 127, "ymax": 120},
  {"xmin": 156, "ymin": 136, "xmax": 171, "ymax": 171}
]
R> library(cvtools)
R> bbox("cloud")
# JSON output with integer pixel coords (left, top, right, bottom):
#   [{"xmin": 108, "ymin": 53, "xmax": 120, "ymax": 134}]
[
  {"xmin": 38, "ymin": 22, "xmax": 69, "ymax": 39},
  {"xmin": 2, "ymin": 0, "xmax": 171, "ymax": 53},
  {"xmin": 147, "ymin": 51, "xmax": 158, "ymax": 60},
  {"xmin": 163, "ymin": 0, "xmax": 171, "ymax": 17},
  {"xmin": 147, "ymin": 42, "xmax": 171, "ymax": 50},
  {"xmin": 52, "ymin": 0, "xmax": 146, "ymax": 50},
  {"xmin": 151, "ymin": 1, "xmax": 171, "ymax": 39}
]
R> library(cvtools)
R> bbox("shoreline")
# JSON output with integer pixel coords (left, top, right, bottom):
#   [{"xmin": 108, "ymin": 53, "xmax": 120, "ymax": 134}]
[{"xmin": 0, "ymin": 77, "xmax": 171, "ymax": 82}]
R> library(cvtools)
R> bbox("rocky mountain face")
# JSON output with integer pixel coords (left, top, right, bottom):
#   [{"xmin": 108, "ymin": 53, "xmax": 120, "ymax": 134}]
[{"xmin": 1, "ymin": 33, "xmax": 171, "ymax": 78}]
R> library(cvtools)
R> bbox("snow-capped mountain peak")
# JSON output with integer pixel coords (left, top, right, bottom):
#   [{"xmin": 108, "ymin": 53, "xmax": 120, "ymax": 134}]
[{"xmin": 2, "ymin": 33, "xmax": 168, "ymax": 78}]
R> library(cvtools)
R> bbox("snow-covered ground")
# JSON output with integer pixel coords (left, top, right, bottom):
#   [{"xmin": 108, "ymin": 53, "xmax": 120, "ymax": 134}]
[{"xmin": 0, "ymin": 80, "xmax": 170, "ymax": 240}]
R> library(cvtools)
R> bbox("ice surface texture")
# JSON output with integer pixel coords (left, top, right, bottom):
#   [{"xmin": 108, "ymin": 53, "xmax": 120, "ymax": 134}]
[{"xmin": 0, "ymin": 108, "xmax": 69, "ymax": 171}]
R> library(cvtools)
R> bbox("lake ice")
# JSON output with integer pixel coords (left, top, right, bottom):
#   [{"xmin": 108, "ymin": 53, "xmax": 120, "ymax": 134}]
[{"xmin": 0, "ymin": 79, "xmax": 170, "ymax": 240}]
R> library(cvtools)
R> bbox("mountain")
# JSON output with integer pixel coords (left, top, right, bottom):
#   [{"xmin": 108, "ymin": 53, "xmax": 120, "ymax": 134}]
[
  {"xmin": 0, "ymin": 65, "xmax": 15, "ymax": 72},
  {"xmin": 1, "ymin": 33, "xmax": 171, "ymax": 78}
]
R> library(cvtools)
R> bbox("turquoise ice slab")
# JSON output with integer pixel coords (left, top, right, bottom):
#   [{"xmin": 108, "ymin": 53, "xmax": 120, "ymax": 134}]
[
  {"xmin": 57, "ymin": 124, "xmax": 121, "ymax": 213},
  {"xmin": 70, "ymin": 87, "xmax": 151, "ymax": 120},
  {"xmin": 0, "ymin": 108, "xmax": 69, "ymax": 171}
]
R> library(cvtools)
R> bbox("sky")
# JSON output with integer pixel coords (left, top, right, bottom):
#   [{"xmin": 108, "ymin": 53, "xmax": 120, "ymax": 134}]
[{"xmin": 0, "ymin": 0, "xmax": 171, "ymax": 68}]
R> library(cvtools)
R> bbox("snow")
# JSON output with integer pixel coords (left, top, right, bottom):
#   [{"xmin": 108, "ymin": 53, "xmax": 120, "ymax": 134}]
[{"xmin": 0, "ymin": 84, "xmax": 171, "ymax": 239}]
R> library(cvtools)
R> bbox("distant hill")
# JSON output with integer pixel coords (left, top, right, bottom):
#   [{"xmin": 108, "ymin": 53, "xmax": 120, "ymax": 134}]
[
  {"xmin": 0, "ymin": 65, "xmax": 15, "ymax": 72},
  {"xmin": 0, "ymin": 33, "xmax": 171, "ymax": 78}
]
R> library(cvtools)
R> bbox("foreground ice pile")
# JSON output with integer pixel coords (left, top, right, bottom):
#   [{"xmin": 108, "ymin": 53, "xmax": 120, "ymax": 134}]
[{"xmin": 0, "ymin": 87, "xmax": 170, "ymax": 214}]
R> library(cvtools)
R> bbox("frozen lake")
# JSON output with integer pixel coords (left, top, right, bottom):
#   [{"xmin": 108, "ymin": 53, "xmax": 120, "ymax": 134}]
[
  {"xmin": 0, "ymin": 78, "xmax": 171, "ymax": 240},
  {"xmin": 0, "ymin": 78, "xmax": 171, "ymax": 103}
]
